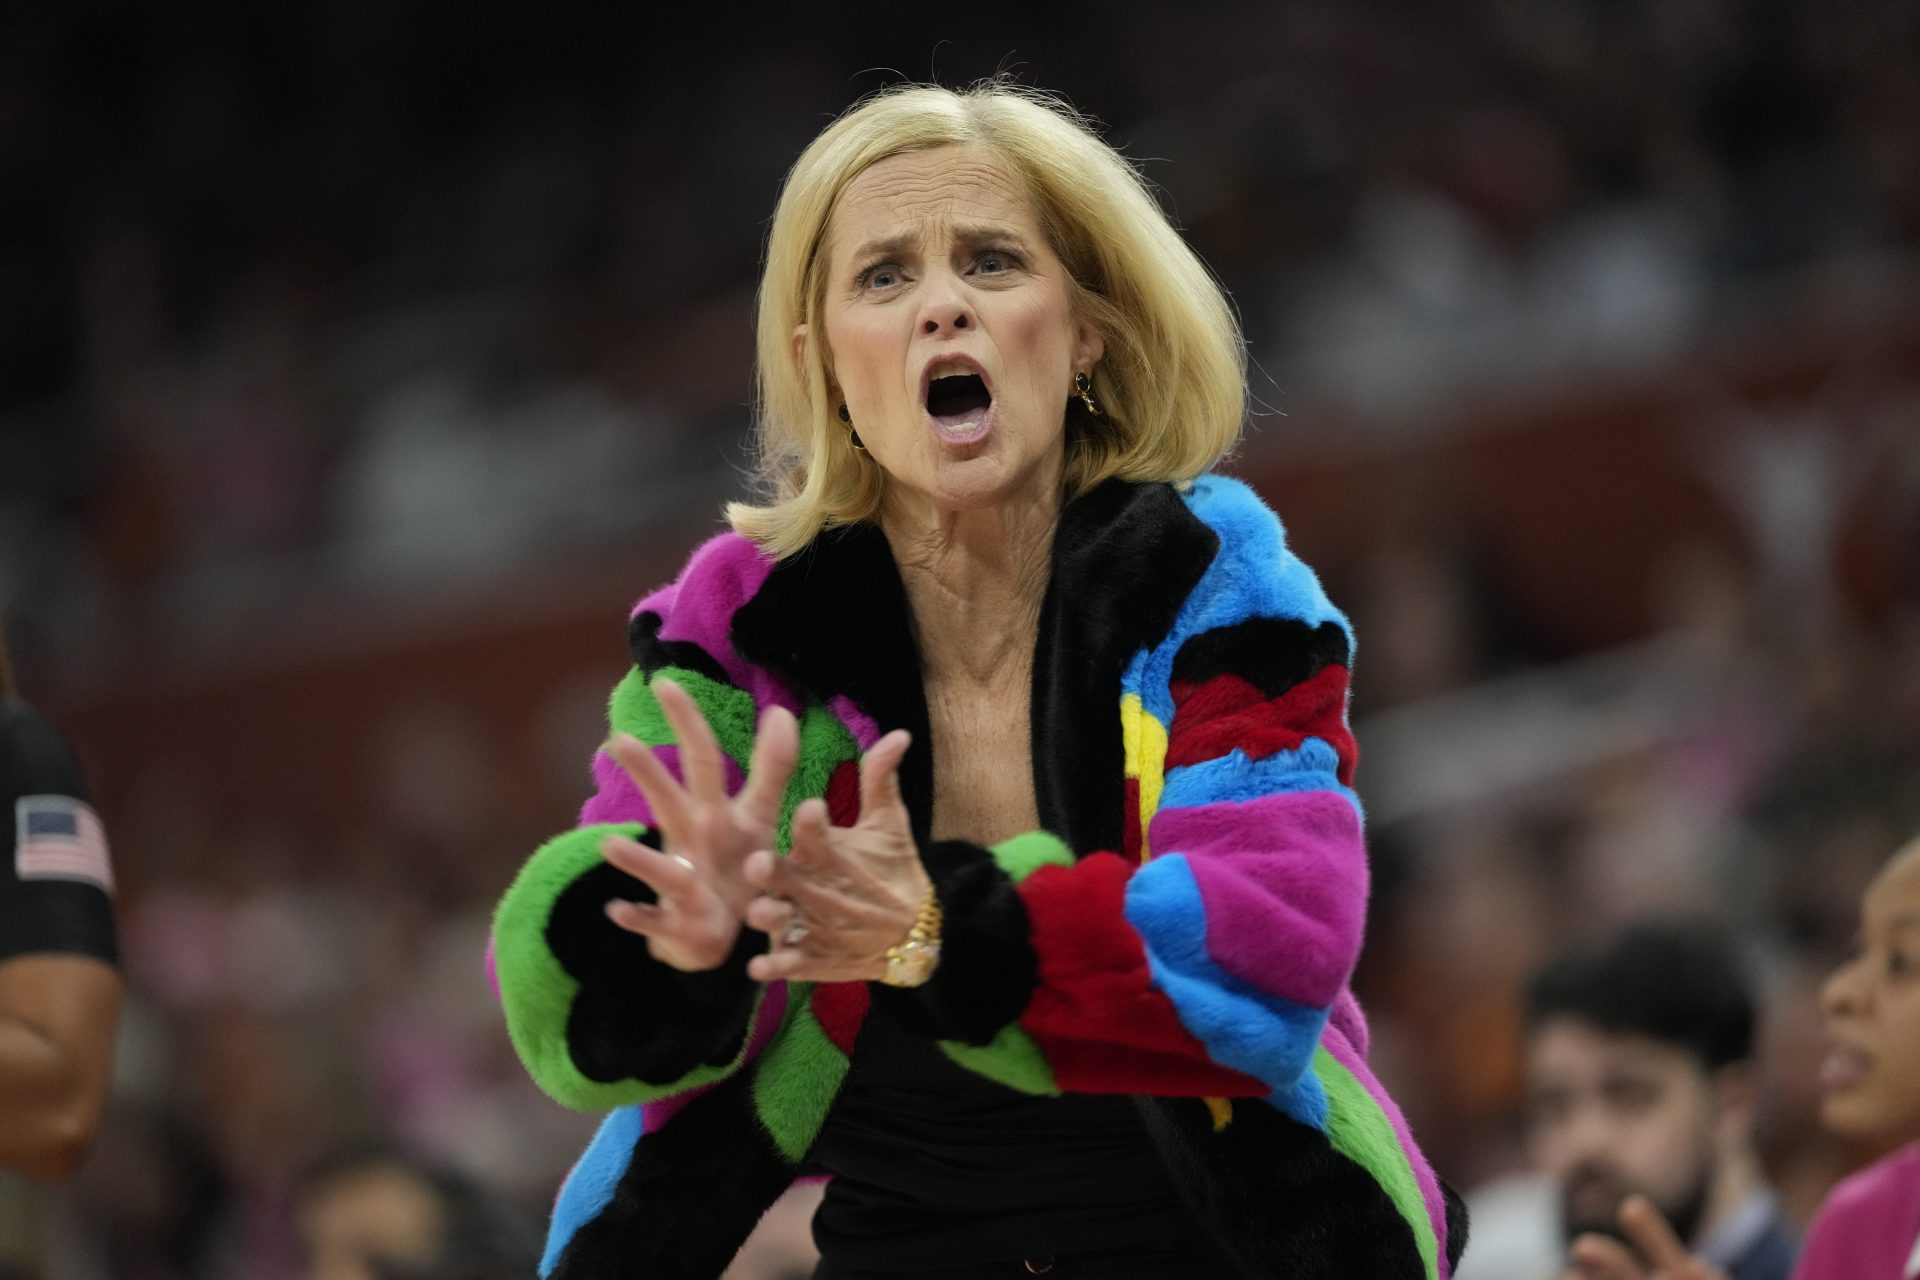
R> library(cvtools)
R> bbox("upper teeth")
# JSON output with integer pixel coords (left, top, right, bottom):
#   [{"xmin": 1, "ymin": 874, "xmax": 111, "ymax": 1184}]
[{"xmin": 929, "ymin": 362, "xmax": 976, "ymax": 381}]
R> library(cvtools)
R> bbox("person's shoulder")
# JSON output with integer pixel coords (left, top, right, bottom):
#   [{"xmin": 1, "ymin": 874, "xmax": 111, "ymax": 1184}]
[
  {"xmin": 1813, "ymin": 1143, "xmax": 1920, "ymax": 1222},
  {"xmin": 627, "ymin": 529, "xmax": 776, "ymax": 635},
  {"xmin": 1174, "ymin": 473, "xmax": 1348, "ymax": 634},
  {"xmin": 1797, "ymin": 1144, "xmax": 1920, "ymax": 1273},
  {"xmin": 0, "ymin": 696, "xmax": 89, "ymax": 804}
]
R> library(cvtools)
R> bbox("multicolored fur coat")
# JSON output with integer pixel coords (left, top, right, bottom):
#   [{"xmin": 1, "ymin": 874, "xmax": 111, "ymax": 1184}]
[{"xmin": 491, "ymin": 475, "xmax": 1467, "ymax": 1278}]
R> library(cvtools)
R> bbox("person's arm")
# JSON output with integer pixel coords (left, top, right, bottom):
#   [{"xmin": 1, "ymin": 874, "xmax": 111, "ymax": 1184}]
[
  {"xmin": 0, "ymin": 953, "xmax": 122, "ymax": 1181},
  {"xmin": 492, "ymin": 649, "xmax": 830, "ymax": 1112}
]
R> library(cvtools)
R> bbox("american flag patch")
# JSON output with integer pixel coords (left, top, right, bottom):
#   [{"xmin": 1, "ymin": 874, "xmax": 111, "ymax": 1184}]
[{"xmin": 14, "ymin": 796, "xmax": 115, "ymax": 894}]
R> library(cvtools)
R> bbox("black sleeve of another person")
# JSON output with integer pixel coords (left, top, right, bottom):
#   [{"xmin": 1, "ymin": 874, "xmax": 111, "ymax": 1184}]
[{"xmin": 0, "ymin": 698, "xmax": 117, "ymax": 966}]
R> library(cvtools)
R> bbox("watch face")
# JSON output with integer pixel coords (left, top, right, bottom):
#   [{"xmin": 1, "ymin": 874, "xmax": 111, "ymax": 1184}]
[{"xmin": 885, "ymin": 940, "xmax": 941, "ymax": 987}]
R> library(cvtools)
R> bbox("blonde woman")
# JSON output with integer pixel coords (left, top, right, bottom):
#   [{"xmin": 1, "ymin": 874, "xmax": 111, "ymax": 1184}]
[{"xmin": 492, "ymin": 82, "xmax": 1466, "ymax": 1279}]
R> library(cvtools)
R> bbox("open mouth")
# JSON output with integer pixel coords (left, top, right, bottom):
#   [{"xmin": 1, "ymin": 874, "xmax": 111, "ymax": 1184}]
[
  {"xmin": 925, "ymin": 372, "xmax": 992, "ymax": 427},
  {"xmin": 1821, "ymin": 1043, "xmax": 1872, "ymax": 1091}
]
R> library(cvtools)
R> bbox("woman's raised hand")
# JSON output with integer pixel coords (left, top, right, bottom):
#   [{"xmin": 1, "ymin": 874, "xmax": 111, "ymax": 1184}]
[
  {"xmin": 600, "ymin": 678, "xmax": 799, "ymax": 972},
  {"xmin": 741, "ymin": 729, "xmax": 928, "ymax": 984}
]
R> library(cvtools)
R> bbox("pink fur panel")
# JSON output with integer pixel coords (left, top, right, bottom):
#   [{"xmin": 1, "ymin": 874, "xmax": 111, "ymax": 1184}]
[
  {"xmin": 580, "ymin": 746, "xmax": 745, "ymax": 828},
  {"xmin": 1147, "ymin": 790, "xmax": 1369, "ymax": 1009},
  {"xmin": 634, "ymin": 533, "xmax": 803, "ymax": 717}
]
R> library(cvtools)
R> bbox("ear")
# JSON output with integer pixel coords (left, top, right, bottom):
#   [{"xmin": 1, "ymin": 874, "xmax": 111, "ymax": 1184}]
[
  {"xmin": 790, "ymin": 322, "xmax": 811, "ymax": 376},
  {"xmin": 793, "ymin": 321, "xmax": 839, "ymax": 402},
  {"xmin": 1072, "ymin": 318, "xmax": 1105, "ymax": 381},
  {"xmin": 1710, "ymin": 1061, "xmax": 1759, "ymax": 1150}
]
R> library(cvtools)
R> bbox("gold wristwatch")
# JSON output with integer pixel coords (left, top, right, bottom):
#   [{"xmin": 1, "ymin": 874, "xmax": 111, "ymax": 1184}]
[{"xmin": 880, "ymin": 887, "xmax": 942, "ymax": 988}]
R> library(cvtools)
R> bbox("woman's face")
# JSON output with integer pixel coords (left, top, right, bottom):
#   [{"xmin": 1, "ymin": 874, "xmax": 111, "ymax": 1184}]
[
  {"xmin": 811, "ymin": 144, "xmax": 1103, "ymax": 519},
  {"xmin": 1819, "ymin": 848, "xmax": 1920, "ymax": 1146}
]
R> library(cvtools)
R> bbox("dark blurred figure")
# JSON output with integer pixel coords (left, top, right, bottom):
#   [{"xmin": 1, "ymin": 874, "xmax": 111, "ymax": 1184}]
[
  {"xmin": 293, "ymin": 1145, "xmax": 539, "ymax": 1280},
  {"xmin": 1523, "ymin": 922, "xmax": 1796, "ymax": 1280},
  {"xmin": 0, "ymin": 626, "xmax": 123, "ymax": 1182}
]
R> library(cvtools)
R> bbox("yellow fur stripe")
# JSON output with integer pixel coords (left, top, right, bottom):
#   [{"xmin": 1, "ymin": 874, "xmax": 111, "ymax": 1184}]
[{"xmin": 1119, "ymin": 693, "xmax": 1169, "ymax": 861}]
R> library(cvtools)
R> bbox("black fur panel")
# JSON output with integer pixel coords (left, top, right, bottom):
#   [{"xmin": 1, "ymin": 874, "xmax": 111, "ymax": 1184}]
[
  {"xmin": 1136, "ymin": 1095, "xmax": 1432, "ymax": 1278},
  {"xmin": 870, "ymin": 839, "xmax": 1039, "ymax": 1044},
  {"xmin": 1443, "ymin": 1178, "xmax": 1470, "ymax": 1268},
  {"xmin": 548, "ymin": 854, "xmax": 760, "ymax": 1086},
  {"xmin": 1032, "ymin": 481, "xmax": 1219, "ymax": 855},
  {"xmin": 629, "ymin": 610, "xmax": 734, "ymax": 686},
  {"xmin": 731, "ymin": 522, "xmax": 935, "ymax": 848},
  {"xmin": 1169, "ymin": 616, "xmax": 1351, "ymax": 697},
  {"xmin": 550, "ymin": 1069, "xmax": 796, "ymax": 1280}
]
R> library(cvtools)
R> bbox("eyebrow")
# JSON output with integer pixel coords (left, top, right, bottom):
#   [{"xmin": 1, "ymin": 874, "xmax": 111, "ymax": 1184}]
[
  {"xmin": 1889, "ymin": 912, "xmax": 1920, "ymax": 934},
  {"xmin": 844, "ymin": 223, "xmax": 1032, "ymax": 265}
]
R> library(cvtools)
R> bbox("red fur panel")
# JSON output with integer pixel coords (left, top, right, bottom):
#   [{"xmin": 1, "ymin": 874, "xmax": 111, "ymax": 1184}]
[
  {"xmin": 1122, "ymin": 776, "xmax": 1143, "ymax": 863},
  {"xmin": 1017, "ymin": 853, "xmax": 1268, "ymax": 1097},
  {"xmin": 809, "ymin": 981, "xmax": 869, "ymax": 1056},
  {"xmin": 824, "ymin": 760, "xmax": 862, "ymax": 827},
  {"xmin": 1165, "ymin": 664, "xmax": 1357, "ymax": 785}
]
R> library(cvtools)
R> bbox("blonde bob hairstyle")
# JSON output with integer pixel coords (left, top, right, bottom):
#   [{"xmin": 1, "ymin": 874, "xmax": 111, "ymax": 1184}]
[{"xmin": 726, "ymin": 81, "xmax": 1246, "ymax": 558}]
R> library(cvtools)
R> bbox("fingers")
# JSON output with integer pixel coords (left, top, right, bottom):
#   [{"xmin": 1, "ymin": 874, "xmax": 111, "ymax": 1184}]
[
  {"xmin": 856, "ymin": 730, "xmax": 912, "ymax": 828},
  {"xmin": 604, "ymin": 897, "xmax": 670, "ymax": 936},
  {"xmin": 737, "ymin": 705, "xmax": 799, "ymax": 830},
  {"xmin": 748, "ymin": 944, "xmax": 809, "ymax": 983},
  {"xmin": 1566, "ymin": 1234, "xmax": 1649, "ymax": 1280},
  {"xmin": 607, "ymin": 731, "xmax": 691, "ymax": 839},
  {"xmin": 742, "ymin": 891, "xmax": 794, "ymax": 938},
  {"xmin": 1617, "ymin": 1196, "xmax": 1717, "ymax": 1278},
  {"xmin": 761, "ymin": 797, "xmax": 833, "ymax": 876},
  {"xmin": 655, "ymin": 678, "xmax": 726, "ymax": 805},
  {"xmin": 600, "ymin": 832, "xmax": 697, "ymax": 901}
]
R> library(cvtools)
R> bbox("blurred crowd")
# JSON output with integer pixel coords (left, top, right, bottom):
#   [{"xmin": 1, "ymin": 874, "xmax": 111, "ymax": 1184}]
[{"xmin": 0, "ymin": 1, "xmax": 1917, "ymax": 1277}]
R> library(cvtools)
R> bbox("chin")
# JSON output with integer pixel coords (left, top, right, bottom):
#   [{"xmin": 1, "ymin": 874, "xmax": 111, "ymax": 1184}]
[
  {"xmin": 900, "ymin": 450, "xmax": 1055, "ymax": 517},
  {"xmin": 1818, "ymin": 1091, "xmax": 1883, "ymax": 1142}
]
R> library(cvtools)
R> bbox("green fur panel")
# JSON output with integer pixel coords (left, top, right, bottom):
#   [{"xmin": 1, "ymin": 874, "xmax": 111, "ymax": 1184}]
[
  {"xmin": 777, "ymin": 705, "xmax": 860, "ymax": 855},
  {"xmin": 492, "ymin": 821, "xmax": 763, "ymax": 1111},
  {"xmin": 939, "ymin": 1024, "xmax": 1062, "ymax": 1096},
  {"xmin": 608, "ymin": 666, "xmax": 760, "ymax": 772},
  {"xmin": 922, "ymin": 833, "xmax": 1072, "ymax": 1093},
  {"xmin": 1314, "ymin": 1046, "xmax": 1439, "ymax": 1280},
  {"xmin": 750, "ymin": 984, "xmax": 849, "ymax": 1162},
  {"xmin": 608, "ymin": 669, "xmax": 858, "ymax": 859},
  {"xmin": 986, "ymin": 830, "xmax": 1076, "ymax": 883}
]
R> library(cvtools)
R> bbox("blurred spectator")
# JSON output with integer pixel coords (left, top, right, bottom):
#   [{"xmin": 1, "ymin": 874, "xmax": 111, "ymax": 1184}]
[
  {"xmin": 291, "ymin": 1146, "xmax": 538, "ymax": 1280},
  {"xmin": 0, "ymin": 636, "xmax": 122, "ymax": 1186},
  {"xmin": 1465, "ymin": 921, "xmax": 1796, "ymax": 1280}
]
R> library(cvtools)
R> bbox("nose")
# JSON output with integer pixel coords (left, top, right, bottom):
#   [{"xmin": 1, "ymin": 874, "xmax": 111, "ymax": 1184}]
[
  {"xmin": 1822, "ymin": 953, "xmax": 1869, "ymax": 1019},
  {"xmin": 1558, "ymin": 1100, "xmax": 1613, "ymax": 1162},
  {"xmin": 916, "ymin": 268, "xmax": 973, "ymax": 335}
]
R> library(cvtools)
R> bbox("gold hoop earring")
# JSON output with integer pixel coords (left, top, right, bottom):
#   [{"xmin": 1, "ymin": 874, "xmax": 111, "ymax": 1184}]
[
  {"xmin": 1074, "ymin": 371, "xmax": 1102, "ymax": 418},
  {"xmin": 838, "ymin": 404, "xmax": 866, "ymax": 451}
]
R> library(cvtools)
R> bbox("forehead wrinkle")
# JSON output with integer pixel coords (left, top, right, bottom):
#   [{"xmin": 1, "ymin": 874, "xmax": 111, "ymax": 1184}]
[{"xmin": 825, "ymin": 149, "xmax": 1039, "ymax": 270}]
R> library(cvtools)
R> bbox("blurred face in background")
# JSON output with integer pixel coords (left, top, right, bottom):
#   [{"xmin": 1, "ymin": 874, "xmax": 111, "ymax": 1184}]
[
  {"xmin": 297, "ymin": 1162, "xmax": 446, "ymax": 1280},
  {"xmin": 1525, "ymin": 1019, "xmax": 1723, "ymax": 1247},
  {"xmin": 1820, "ymin": 845, "xmax": 1920, "ymax": 1146},
  {"xmin": 815, "ymin": 143, "xmax": 1102, "ymax": 523}
]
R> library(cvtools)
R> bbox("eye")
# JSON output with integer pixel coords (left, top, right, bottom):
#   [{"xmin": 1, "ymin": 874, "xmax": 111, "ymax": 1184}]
[
  {"xmin": 856, "ymin": 262, "xmax": 905, "ymax": 292},
  {"xmin": 1888, "ymin": 949, "xmax": 1918, "ymax": 980},
  {"xmin": 972, "ymin": 248, "xmax": 1023, "ymax": 277},
  {"xmin": 1601, "ymin": 1079, "xmax": 1659, "ymax": 1116},
  {"xmin": 1526, "ymin": 1090, "xmax": 1568, "ymax": 1127}
]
